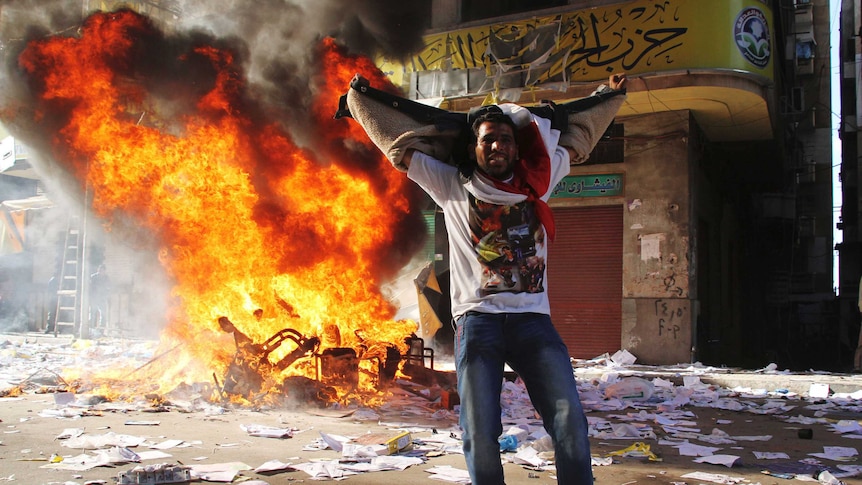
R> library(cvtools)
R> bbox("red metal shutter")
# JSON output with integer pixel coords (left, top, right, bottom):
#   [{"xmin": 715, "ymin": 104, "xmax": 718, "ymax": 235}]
[{"xmin": 548, "ymin": 205, "xmax": 622, "ymax": 358}]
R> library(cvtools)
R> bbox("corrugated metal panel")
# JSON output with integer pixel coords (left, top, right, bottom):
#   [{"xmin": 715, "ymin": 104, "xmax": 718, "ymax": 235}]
[{"xmin": 548, "ymin": 205, "xmax": 623, "ymax": 358}]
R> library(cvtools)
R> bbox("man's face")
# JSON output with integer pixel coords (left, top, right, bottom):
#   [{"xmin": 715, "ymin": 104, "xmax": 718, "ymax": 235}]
[{"xmin": 473, "ymin": 121, "xmax": 518, "ymax": 181}]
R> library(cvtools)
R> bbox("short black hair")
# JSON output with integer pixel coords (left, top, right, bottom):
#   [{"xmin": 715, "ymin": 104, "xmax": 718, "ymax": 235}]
[{"xmin": 470, "ymin": 111, "xmax": 518, "ymax": 138}]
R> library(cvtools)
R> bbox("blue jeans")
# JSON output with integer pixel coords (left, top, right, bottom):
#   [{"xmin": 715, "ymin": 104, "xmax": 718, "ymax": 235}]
[{"xmin": 454, "ymin": 312, "xmax": 593, "ymax": 485}]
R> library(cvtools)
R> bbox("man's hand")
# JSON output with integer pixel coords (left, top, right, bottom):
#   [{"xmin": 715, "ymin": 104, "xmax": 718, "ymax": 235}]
[{"xmin": 609, "ymin": 73, "xmax": 627, "ymax": 91}]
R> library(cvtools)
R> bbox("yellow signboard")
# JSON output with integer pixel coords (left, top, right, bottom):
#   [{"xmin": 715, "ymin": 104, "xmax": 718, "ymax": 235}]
[{"xmin": 380, "ymin": 0, "xmax": 774, "ymax": 89}]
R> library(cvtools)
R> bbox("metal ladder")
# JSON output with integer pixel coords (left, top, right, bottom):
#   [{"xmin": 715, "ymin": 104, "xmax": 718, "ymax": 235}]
[{"xmin": 54, "ymin": 215, "xmax": 82, "ymax": 337}]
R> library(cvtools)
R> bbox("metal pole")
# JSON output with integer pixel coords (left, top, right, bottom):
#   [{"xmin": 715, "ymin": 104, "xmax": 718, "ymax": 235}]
[{"xmin": 78, "ymin": 186, "xmax": 91, "ymax": 339}]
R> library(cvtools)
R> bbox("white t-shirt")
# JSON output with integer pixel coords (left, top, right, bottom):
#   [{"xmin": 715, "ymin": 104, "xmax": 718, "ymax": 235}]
[{"xmin": 407, "ymin": 115, "xmax": 570, "ymax": 319}]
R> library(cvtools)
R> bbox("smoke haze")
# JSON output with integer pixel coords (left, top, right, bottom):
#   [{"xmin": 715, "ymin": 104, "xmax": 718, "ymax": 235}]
[
  {"xmin": 0, "ymin": 0, "xmax": 428, "ymax": 145},
  {"xmin": 0, "ymin": 0, "xmax": 432, "ymax": 337}
]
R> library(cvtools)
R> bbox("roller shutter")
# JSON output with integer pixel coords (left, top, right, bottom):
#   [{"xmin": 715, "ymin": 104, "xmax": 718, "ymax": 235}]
[{"xmin": 548, "ymin": 205, "xmax": 622, "ymax": 358}]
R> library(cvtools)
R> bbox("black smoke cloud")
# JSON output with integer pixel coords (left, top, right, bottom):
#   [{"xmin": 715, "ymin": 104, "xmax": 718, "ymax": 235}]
[
  {"xmin": 0, "ymin": 0, "xmax": 431, "ymax": 280},
  {"xmin": 172, "ymin": 0, "xmax": 429, "ymax": 142},
  {"xmin": 0, "ymin": 0, "xmax": 428, "ymax": 146}
]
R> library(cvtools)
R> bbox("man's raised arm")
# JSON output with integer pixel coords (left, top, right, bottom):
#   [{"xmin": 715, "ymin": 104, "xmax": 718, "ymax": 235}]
[{"xmin": 561, "ymin": 72, "xmax": 628, "ymax": 165}]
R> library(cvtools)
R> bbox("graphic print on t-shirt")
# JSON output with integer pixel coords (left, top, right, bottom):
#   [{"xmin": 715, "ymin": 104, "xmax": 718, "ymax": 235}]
[{"xmin": 468, "ymin": 195, "xmax": 546, "ymax": 295}]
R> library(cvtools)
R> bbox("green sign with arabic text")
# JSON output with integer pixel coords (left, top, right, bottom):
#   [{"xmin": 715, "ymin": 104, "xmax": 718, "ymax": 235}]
[{"xmin": 551, "ymin": 174, "xmax": 623, "ymax": 198}]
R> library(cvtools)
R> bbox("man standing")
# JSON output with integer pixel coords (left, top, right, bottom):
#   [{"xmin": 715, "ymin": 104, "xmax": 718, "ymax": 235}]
[{"xmin": 346, "ymin": 73, "xmax": 626, "ymax": 484}]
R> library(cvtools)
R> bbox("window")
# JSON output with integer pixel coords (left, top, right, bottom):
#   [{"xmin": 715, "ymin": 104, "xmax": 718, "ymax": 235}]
[
  {"xmin": 583, "ymin": 123, "xmax": 625, "ymax": 165},
  {"xmin": 795, "ymin": 40, "xmax": 815, "ymax": 60}
]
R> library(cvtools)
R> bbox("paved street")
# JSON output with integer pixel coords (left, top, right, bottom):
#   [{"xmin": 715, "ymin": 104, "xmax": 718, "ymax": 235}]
[{"xmin": 2, "ymin": 332, "xmax": 862, "ymax": 484}]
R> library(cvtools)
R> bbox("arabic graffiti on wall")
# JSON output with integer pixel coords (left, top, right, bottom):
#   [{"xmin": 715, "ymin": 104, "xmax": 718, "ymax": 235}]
[
  {"xmin": 551, "ymin": 174, "xmax": 623, "ymax": 198},
  {"xmin": 381, "ymin": 0, "xmax": 773, "ymax": 88},
  {"xmin": 653, "ymin": 298, "xmax": 688, "ymax": 340}
]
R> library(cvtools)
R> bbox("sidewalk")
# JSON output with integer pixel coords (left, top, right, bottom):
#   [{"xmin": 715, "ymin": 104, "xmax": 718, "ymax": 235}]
[{"xmin": 574, "ymin": 360, "xmax": 862, "ymax": 396}]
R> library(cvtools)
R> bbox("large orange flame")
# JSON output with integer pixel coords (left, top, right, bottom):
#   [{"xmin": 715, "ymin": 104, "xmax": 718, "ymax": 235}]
[{"xmin": 17, "ymin": 10, "xmax": 424, "ymax": 402}]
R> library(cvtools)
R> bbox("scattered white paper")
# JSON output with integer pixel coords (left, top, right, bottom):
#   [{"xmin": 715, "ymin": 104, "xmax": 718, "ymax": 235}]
[
  {"xmin": 753, "ymin": 451, "xmax": 790, "ymax": 459},
  {"xmin": 135, "ymin": 450, "xmax": 173, "ymax": 460},
  {"xmin": 426, "ymin": 465, "xmax": 471, "ymax": 483},
  {"xmin": 61, "ymin": 432, "xmax": 146, "ymax": 450},
  {"xmin": 53, "ymin": 392, "xmax": 75, "ymax": 406},
  {"xmin": 292, "ymin": 460, "xmax": 354, "ymax": 479},
  {"xmin": 369, "ymin": 455, "xmax": 424, "ymax": 470},
  {"xmin": 318, "ymin": 431, "xmax": 349, "ymax": 451},
  {"xmin": 510, "ymin": 446, "xmax": 548, "ymax": 467},
  {"xmin": 680, "ymin": 471, "xmax": 746, "ymax": 484},
  {"xmin": 188, "ymin": 462, "xmax": 252, "ymax": 482},
  {"xmin": 150, "ymin": 439, "xmax": 184, "ymax": 450},
  {"xmin": 591, "ymin": 456, "xmax": 613, "ymax": 466},
  {"xmin": 254, "ymin": 459, "xmax": 294, "ymax": 473},
  {"xmin": 39, "ymin": 452, "xmax": 106, "ymax": 471},
  {"xmin": 341, "ymin": 443, "xmax": 384, "ymax": 458},
  {"xmin": 730, "ymin": 434, "xmax": 772, "ymax": 441},
  {"xmin": 693, "ymin": 454, "xmax": 741, "ymax": 467},
  {"xmin": 809, "ymin": 446, "xmax": 859, "ymax": 461},
  {"xmin": 241, "ymin": 423, "xmax": 294, "ymax": 438},
  {"xmin": 675, "ymin": 442, "xmax": 721, "ymax": 457},
  {"xmin": 832, "ymin": 420, "xmax": 862, "ymax": 435},
  {"xmin": 55, "ymin": 428, "xmax": 84, "ymax": 440},
  {"xmin": 809, "ymin": 383, "xmax": 830, "ymax": 399},
  {"xmin": 610, "ymin": 349, "xmax": 636, "ymax": 366},
  {"xmin": 93, "ymin": 446, "xmax": 140, "ymax": 464}
]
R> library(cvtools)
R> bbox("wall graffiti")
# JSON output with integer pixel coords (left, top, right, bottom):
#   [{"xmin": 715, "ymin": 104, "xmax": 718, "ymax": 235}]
[{"xmin": 653, "ymin": 298, "xmax": 687, "ymax": 340}]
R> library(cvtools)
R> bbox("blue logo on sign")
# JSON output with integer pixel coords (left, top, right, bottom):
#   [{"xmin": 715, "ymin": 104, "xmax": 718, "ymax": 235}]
[{"xmin": 734, "ymin": 7, "xmax": 770, "ymax": 68}]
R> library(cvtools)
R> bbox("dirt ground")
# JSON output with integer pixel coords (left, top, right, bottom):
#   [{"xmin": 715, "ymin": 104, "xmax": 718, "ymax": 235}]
[
  {"xmin": 2, "ymin": 333, "xmax": 862, "ymax": 484},
  {"xmin": 3, "ymin": 392, "xmax": 862, "ymax": 485}
]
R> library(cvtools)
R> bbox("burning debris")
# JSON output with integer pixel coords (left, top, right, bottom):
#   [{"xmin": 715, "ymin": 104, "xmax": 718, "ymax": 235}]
[
  {"xmin": 215, "ymin": 316, "xmax": 319, "ymax": 398},
  {"xmin": 214, "ymin": 311, "xmax": 444, "ymax": 407},
  {"xmin": 0, "ymin": 7, "xmax": 435, "ymax": 402}
]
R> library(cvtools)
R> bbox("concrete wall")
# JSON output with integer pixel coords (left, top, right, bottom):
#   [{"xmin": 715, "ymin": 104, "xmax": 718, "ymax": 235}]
[
  {"xmin": 619, "ymin": 110, "xmax": 693, "ymax": 364},
  {"xmin": 558, "ymin": 110, "xmax": 694, "ymax": 364}
]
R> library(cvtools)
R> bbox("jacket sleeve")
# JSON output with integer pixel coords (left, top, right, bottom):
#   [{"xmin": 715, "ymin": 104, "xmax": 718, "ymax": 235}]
[
  {"xmin": 559, "ymin": 86, "xmax": 626, "ymax": 164},
  {"xmin": 345, "ymin": 88, "xmax": 462, "ymax": 172}
]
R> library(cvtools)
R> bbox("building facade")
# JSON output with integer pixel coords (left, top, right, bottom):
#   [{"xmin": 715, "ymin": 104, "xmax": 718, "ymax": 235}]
[
  {"xmin": 388, "ymin": 0, "xmax": 837, "ymax": 368},
  {"xmin": 0, "ymin": 0, "xmax": 842, "ymax": 368}
]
